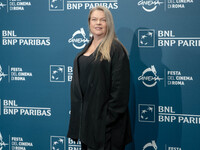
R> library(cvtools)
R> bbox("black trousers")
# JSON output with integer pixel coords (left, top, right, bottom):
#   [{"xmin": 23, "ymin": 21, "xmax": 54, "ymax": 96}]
[
  {"xmin": 81, "ymin": 127, "xmax": 125, "ymax": 150},
  {"xmin": 81, "ymin": 141, "xmax": 125, "ymax": 150},
  {"xmin": 81, "ymin": 132, "xmax": 124, "ymax": 150},
  {"xmin": 81, "ymin": 140, "xmax": 110, "ymax": 150},
  {"xmin": 81, "ymin": 130, "xmax": 111, "ymax": 150}
]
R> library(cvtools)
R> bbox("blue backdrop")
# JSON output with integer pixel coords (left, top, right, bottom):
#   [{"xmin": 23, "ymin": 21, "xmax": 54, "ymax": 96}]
[{"xmin": 1, "ymin": 0, "xmax": 200, "ymax": 150}]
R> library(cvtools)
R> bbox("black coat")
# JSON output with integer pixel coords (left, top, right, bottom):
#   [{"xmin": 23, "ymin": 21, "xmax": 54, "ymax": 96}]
[{"xmin": 67, "ymin": 39, "xmax": 132, "ymax": 150}]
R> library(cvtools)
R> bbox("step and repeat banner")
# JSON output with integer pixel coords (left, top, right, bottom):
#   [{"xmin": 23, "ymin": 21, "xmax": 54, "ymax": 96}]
[{"xmin": 0, "ymin": 0, "xmax": 200, "ymax": 150}]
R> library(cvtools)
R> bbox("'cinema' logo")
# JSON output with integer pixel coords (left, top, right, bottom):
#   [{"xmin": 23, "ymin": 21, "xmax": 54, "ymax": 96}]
[
  {"xmin": 138, "ymin": 65, "xmax": 163, "ymax": 87},
  {"xmin": 0, "ymin": 132, "xmax": 8, "ymax": 149},
  {"xmin": 143, "ymin": 140, "xmax": 157, "ymax": 150},
  {"xmin": 68, "ymin": 28, "xmax": 89, "ymax": 49},
  {"xmin": 0, "ymin": 65, "xmax": 8, "ymax": 82},
  {"xmin": 138, "ymin": 0, "xmax": 163, "ymax": 12},
  {"xmin": 0, "ymin": 2, "xmax": 6, "ymax": 10}
]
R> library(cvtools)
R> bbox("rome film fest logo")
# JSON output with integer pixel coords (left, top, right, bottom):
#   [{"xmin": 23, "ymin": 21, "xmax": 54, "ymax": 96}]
[
  {"xmin": 0, "ymin": 2, "xmax": 6, "ymax": 10},
  {"xmin": 138, "ymin": 29, "xmax": 155, "ymax": 48},
  {"xmin": 0, "ymin": 65, "xmax": 8, "ymax": 82},
  {"xmin": 138, "ymin": 65, "xmax": 193, "ymax": 87},
  {"xmin": 138, "ymin": 0, "xmax": 163, "ymax": 12},
  {"xmin": 68, "ymin": 28, "xmax": 89, "ymax": 49},
  {"xmin": 138, "ymin": 65, "xmax": 163, "ymax": 87},
  {"xmin": 143, "ymin": 140, "xmax": 157, "ymax": 150},
  {"xmin": 0, "ymin": 1, "xmax": 31, "ymax": 12},
  {"xmin": 0, "ymin": 132, "xmax": 34, "ymax": 149},
  {"xmin": 138, "ymin": 0, "xmax": 193, "ymax": 12},
  {"xmin": 0, "ymin": 132, "xmax": 8, "ymax": 150},
  {"xmin": 0, "ymin": 65, "xmax": 33, "ymax": 82},
  {"xmin": 142, "ymin": 140, "xmax": 181, "ymax": 150}
]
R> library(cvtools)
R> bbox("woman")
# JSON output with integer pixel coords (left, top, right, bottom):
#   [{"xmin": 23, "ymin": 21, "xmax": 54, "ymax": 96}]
[{"xmin": 67, "ymin": 6, "xmax": 132, "ymax": 150}]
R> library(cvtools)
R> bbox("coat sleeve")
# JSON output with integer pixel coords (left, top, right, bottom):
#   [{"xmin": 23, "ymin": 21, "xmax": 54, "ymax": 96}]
[{"xmin": 106, "ymin": 42, "xmax": 130, "ymax": 127}]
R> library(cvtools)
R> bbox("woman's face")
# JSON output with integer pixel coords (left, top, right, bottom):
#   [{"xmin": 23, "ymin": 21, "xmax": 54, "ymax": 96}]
[{"xmin": 89, "ymin": 10, "xmax": 107, "ymax": 39}]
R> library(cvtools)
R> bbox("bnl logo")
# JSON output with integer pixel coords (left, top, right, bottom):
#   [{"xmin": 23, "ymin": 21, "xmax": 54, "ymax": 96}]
[
  {"xmin": 138, "ymin": 104, "xmax": 155, "ymax": 123},
  {"xmin": 50, "ymin": 65, "xmax": 65, "ymax": 82},
  {"xmin": 49, "ymin": 0, "xmax": 64, "ymax": 11},
  {"xmin": 50, "ymin": 136, "xmax": 66, "ymax": 150},
  {"xmin": 138, "ymin": 29, "xmax": 155, "ymax": 48}
]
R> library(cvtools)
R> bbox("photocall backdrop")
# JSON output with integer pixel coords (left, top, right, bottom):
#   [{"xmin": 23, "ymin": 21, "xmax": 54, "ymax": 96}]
[{"xmin": 0, "ymin": 0, "xmax": 200, "ymax": 150}]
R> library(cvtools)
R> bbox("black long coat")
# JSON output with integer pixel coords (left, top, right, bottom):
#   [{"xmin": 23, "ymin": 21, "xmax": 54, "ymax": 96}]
[{"xmin": 67, "ymin": 39, "xmax": 132, "ymax": 150}]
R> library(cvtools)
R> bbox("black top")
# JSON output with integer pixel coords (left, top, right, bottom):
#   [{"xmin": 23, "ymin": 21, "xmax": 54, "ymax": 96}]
[{"xmin": 78, "ymin": 53, "xmax": 94, "ymax": 97}]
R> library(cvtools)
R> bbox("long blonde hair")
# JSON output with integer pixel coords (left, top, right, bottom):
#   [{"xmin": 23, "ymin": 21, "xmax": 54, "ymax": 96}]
[{"xmin": 88, "ymin": 6, "xmax": 117, "ymax": 61}]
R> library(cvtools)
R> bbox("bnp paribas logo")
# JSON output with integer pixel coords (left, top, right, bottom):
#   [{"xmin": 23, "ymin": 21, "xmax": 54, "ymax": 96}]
[
  {"xmin": 138, "ymin": 29, "xmax": 155, "ymax": 48},
  {"xmin": 139, "ymin": 104, "xmax": 155, "ymax": 123},
  {"xmin": 0, "ymin": 65, "xmax": 8, "ymax": 82},
  {"xmin": 138, "ymin": 0, "xmax": 164, "ymax": 12},
  {"xmin": 0, "ymin": 132, "xmax": 8, "ymax": 149},
  {"xmin": 49, "ymin": 0, "xmax": 64, "ymax": 11},
  {"xmin": 50, "ymin": 65, "xmax": 65, "ymax": 82},
  {"xmin": 50, "ymin": 136, "xmax": 66, "ymax": 150}
]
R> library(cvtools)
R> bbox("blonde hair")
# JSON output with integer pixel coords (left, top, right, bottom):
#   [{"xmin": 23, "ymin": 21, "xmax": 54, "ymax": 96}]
[{"xmin": 88, "ymin": 6, "xmax": 117, "ymax": 61}]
